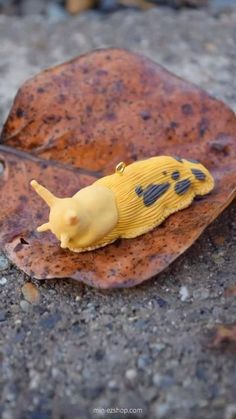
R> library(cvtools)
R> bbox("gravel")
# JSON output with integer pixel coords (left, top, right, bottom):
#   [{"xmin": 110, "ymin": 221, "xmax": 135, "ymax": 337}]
[
  {"xmin": 0, "ymin": 254, "xmax": 9, "ymax": 271},
  {"xmin": 0, "ymin": 6, "xmax": 236, "ymax": 419}
]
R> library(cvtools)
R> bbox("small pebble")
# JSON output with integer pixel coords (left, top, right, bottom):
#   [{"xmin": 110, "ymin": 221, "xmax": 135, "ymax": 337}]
[
  {"xmin": 46, "ymin": 2, "xmax": 68, "ymax": 21},
  {"xmin": 225, "ymin": 404, "xmax": 236, "ymax": 419},
  {"xmin": 153, "ymin": 373, "xmax": 175, "ymax": 388},
  {"xmin": 152, "ymin": 373, "xmax": 162, "ymax": 386},
  {"xmin": 29, "ymin": 370, "xmax": 41, "ymax": 390},
  {"xmin": 0, "ymin": 277, "xmax": 7, "ymax": 286},
  {"xmin": 212, "ymin": 254, "xmax": 225, "ymax": 265},
  {"xmin": 99, "ymin": 0, "xmax": 119, "ymax": 12},
  {"xmin": 20, "ymin": 300, "xmax": 31, "ymax": 312},
  {"xmin": 0, "ymin": 311, "xmax": 7, "ymax": 322},
  {"xmin": 22, "ymin": 282, "xmax": 40, "ymax": 304},
  {"xmin": 137, "ymin": 355, "xmax": 151, "ymax": 369},
  {"xmin": 153, "ymin": 402, "xmax": 170, "ymax": 419},
  {"xmin": 0, "ymin": 254, "xmax": 9, "ymax": 271},
  {"xmin": 2, "ymin": 411, "xmax": 14, "ymax": 419},
  {"xmin": 108, "ymin": 380, "xmax": 118, "ymax": 391},
  {"xmin": 152, "ymin": 343, "xmax": 166, "ymax": 353},
  {"xmin": 125, "ymin": 368, "xmax": 138, "ymax": 383},
  {"xmin": 193, "ymin": 288, "xmax": 210, "ymax": 300},
  {"xmin": 156, "ymin": 296, "xmax": 168, "ymax": 308},
  {"xmin": 180, "ymin": 285, "xmax": 190, "ymax": 302}
]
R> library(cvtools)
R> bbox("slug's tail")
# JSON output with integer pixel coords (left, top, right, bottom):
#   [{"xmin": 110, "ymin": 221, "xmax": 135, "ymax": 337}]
[{"xmin": 183, "ymin": 159, "xmax": 215, "ymax": 196}]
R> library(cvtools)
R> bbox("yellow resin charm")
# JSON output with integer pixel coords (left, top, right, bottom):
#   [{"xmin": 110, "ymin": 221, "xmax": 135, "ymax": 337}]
[{"xmin": 31, "ymin": 156, "xmax": 214, "ymax": 252}]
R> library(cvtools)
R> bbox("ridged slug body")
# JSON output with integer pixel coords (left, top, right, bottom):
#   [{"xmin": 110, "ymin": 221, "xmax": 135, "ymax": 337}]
[{"xmin": 31, "ymin": 156, "xmax": 214, "ymax": 252}]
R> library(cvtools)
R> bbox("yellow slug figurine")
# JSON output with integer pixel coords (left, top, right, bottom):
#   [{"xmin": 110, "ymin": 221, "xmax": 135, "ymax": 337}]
[{"xmin": 31, "ymin": 156, "xmax": 214, "ymax": 252}]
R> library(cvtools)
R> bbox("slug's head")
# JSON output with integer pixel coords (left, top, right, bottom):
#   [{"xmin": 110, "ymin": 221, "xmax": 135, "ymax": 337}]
[{"xmin": 30, "ymin": 180, "xmax": 85, "ymax": 249}]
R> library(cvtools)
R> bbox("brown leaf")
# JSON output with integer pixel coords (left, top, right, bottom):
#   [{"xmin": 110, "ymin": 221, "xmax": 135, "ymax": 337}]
[
  {"xmin": 212, "ymin": 234, "xmax": 226, "ymax": 246},
  {"xmin": 66, "ymin": 0, "xmax": 96, "ymax": 14},
  {"xmin": 224, "ymin": 286, "xmax": 236, "ymax": 298},
  {"xmin": 0, "ymin": 49, "xmax": 236, "ymax": 288},
  {"xmin": 119, "ymin": 0, "xmax": 154, "ymax": 9},
  {"xmin": 211, "ymin": 325, "xmax": 236, "ymax": 348},
  {"xmin": 22, "ymin": 282, "xmax": 40, "ymax": 304}
]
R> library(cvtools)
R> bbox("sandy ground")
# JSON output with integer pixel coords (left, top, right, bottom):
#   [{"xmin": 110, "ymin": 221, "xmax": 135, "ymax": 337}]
[{"xmin": 0, "ymin": 7, "xmax": 236, "ymax": 419}]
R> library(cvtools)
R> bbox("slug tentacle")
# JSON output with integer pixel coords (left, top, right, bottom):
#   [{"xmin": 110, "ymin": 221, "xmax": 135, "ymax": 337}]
[
  {"xmin": 37, "ymin": 222, "xmax": 51, "ymax": 233},
  {"xmin": 31, "ymin": 156, "xmax": 214, "ymax": 252},
  {"xmin": 30, "ymin": 180, "xmax": 58, "ymax": 207}
]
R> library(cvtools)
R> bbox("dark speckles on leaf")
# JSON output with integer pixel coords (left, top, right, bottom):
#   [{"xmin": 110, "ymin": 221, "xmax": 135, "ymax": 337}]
[
  {"xmin": 171, "ymin": 171, "xmax": 180, "ymax": 181},
  {"xmin": 210, "ymin": 139, "xmax": 230, "ymax": 155},
  {"xmin": 198, "ymin": 117, "xmax": 209, "ymax": 138},
  {"xmin": 175, "ymin": 179, "xmax": 191, "ymax": 195},
  {"xmin": 191, "ymin": 168, "xmax": 206, "ymax": 181},
  {"xmin": 143, "ymin": 183, "xmax": 170, "ymax": 207},
  {"xmin": 170, "ymin": 121, "xmax": 179, "ymax": 129},
  {"xmin": 40, "ymin": 162, "xmax": 48, "ymax": 170},
  {"xmin": 140, "ymin": 110, "xmax": 151, "ymax": 121},
  {"xmin": 86, "ymin": 105, "xmax": 92, "ymax": 115},
  {"xmin": 43, "ymin": 115, "xmax": 61, "ymax": 124},
  {"xmin": 96, "ymin": 69, "xmax": 108, "ymax": 77},
  {"xmin": 37, "ymin": 87, "xmax": 45, "ymax": 94},
  {"xmin": 182, "ymin": 103, "xmax": 193, "ymax": 116},
  {"xmin": 19, "ymin": 195, "xmax": 28, "ymax": 203},
  {"xmin": 16, "ymin": 108, "xmax": 25, "ymax": 118},
  {"xmin": 106, "ymin": 113, "xmax": 116, "ymax": 121},
  {"xmin": 58, "ymin": 93, "xmax": 66, "ymax": 104}
]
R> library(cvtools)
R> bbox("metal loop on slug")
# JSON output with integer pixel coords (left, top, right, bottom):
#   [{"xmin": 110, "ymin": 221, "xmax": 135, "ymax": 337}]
[{"xmin": 116, "ymin": 161, "xmax": 126, "ymax": 175}]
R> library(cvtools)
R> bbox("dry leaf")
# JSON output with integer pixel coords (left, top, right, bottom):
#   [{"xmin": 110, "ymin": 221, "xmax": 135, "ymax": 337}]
[
  {"xmin": 211, "ymin": 325, "xmax": 236, "ymax": 348},
  {"xmin": 119, "ymin": 0, "xmax": 154, "ymax": 9},
  {"xmin": 0, "ymin": 48, "xmax": 236, "ymax": 288},
  {"xmin": 21, "ymin": 282, "xmax": 40, "ymax": 304},
  {"xmin": 66, "ymin": 0, "xmax": 96, "ymax": 14},
  {"xmin": 224, "ymin": 286, "xmax": 236, "ymax": 298},
  {"xmin": 212, "ymin": 235, "xmax": 226, "ymax": 246}
]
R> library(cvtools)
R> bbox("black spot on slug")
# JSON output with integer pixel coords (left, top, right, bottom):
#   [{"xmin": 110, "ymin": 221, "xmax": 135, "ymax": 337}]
[
  {"xmin": 143, "ymin": 183, "xmax": 170, "ymax": 207},
  {"xmin": 135, "ymin": 186, "xmax": 143, "ymax": 197},
  {"xmin": 191, "ymin": 168, "xmax": 206, "ymax": 181},
  {"xmin": 187, "ymin": 158, "xmax": 200, "ymax": 164},
  {"xmin": 175, "ymin": 179, "xmax": 191, "ymax": 195},
  {"xmin": 174, "ymin": 156, "xmax": 183, "ymax": 163},
  {"xmin": 171, "ymin": 171, "xmax": 180, "ymax": 181}
]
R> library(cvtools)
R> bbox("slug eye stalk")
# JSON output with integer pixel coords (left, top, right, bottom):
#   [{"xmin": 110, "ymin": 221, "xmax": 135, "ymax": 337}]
[{"xmin": 30, "ymin": 180, "xmax": 58, "ymax": 207}]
